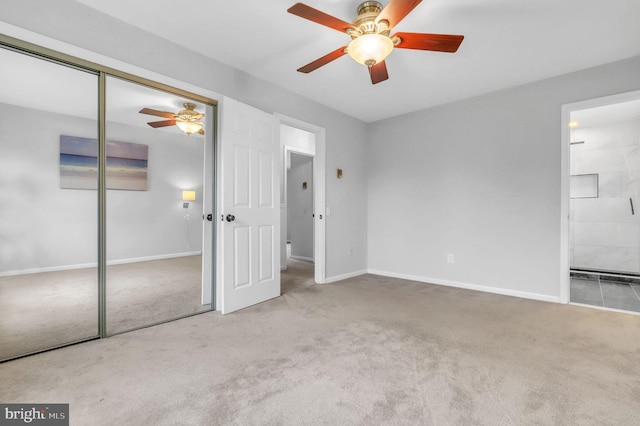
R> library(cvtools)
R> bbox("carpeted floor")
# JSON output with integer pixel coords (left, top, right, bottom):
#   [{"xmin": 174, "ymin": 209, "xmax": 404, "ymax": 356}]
[
  {"xmin": 0, "ymin": 255, "xmax": 208, "ymax": 360},
  {"xmin": 1, "ymin": 259, "xmax": 640, "ymax": 425}
]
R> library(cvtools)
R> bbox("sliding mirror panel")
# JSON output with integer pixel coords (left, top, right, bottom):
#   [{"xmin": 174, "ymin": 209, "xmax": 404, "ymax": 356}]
[
  {"xmin": 105, "ymin": 77, "xmax": 210, "ymax": 335},
  {"xmin": 0, "ymin": 47, "xmax": 100, "ymax": 361}
]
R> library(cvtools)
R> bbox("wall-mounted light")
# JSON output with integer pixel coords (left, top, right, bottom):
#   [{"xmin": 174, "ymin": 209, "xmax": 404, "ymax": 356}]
[
  {"xmin": 568, "ymin": 120, "xmax": 584, "ymax": 145},
  {"xmin": 182, "ymin": 190, "xmax": 196, "ymax": 208}
]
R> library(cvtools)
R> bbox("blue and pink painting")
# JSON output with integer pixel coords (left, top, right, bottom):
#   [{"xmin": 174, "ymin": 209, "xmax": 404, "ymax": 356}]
[{"xmin": 60, "ymin": 135, "xmax": 148, "ymax": 190}]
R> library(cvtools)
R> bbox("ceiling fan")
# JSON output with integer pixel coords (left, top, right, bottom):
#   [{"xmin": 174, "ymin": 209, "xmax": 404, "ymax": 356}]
[
  {"xmin": 139, "ymin": 103, "xmax": 205, "ymax": 135},
  {"xmin": 288, "ymin": 0, "xmax": 464, "ymax": 84}
]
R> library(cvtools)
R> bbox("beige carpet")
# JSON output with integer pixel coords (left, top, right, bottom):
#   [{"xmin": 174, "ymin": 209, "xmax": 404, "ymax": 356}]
[
  {"xmin": 0, "ymin": 255, "xmax": 208, "ymax": 360},
  {"xmin": 1, "ymin": 258, "xmax": 640, "ymax": 425}
]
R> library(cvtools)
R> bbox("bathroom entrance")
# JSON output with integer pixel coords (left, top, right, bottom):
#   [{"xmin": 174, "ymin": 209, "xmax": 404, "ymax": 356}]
[{"xmin": 565, "ymin": 92, "xmax": 640, "ymax": 313}]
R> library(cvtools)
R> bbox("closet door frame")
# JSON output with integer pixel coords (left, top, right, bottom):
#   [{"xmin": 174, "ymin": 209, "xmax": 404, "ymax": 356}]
[{"xmin": 0, "ymin": 34, "xmax": 219, "ymax": 357}]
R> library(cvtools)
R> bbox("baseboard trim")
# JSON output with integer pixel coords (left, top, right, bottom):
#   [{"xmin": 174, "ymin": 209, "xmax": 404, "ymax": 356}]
[
  {"xmin": 290, "ymin": 255, "xmax": 314, "ymax": 263},
  {"xmin": 0, "ymin": 251, "xmax": 202, "ymax": 277},
  {"xmin": 107, "ymin": 251, "xmax": 202, "ymax": 266},
  {"xmin": 367, "ymin": 269, "xmax": 561, "ymax": 304},
  {"xmin": 323, "ymin": 269, "xmax": 368, "ymax": 284}
]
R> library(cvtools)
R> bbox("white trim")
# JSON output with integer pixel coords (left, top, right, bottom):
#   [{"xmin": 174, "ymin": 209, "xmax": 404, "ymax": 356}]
[
  {"xmin": 108, "ymin": 251, "xmax": 202, "ymax": 265},
  {"xmin": 560, "ymin": 89, "xmax": 640, "ymax": 305},
  {"xmin": 287, "ymin": 146, "xmax": 315, "ymax": 157},
  {"xmin": 290, "ymin": 255, "xmax": 314, "ymax": 263},
  {"xmin": 324, "ymin": 269, "xmax": 368, "ymax": 284},
  {"xmin": 368, "ymin": 269, "xmax": 561, "ymax": 303},
  {"xmin": 275, "ymin": 113, "xmax": 327, "ymax": 284},
  {"xmin": 0, "ymin": 251, "xmax": 202, "ymax": 277}
]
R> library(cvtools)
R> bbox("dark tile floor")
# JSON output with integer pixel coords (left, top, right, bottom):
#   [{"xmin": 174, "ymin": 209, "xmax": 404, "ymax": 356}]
[{"xmin": 570, "ymin": 273, "xmax": 640, "ymax": 313}]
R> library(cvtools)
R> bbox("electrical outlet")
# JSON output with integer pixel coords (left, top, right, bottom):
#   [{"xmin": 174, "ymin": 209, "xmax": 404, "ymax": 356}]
[{"xmin": 447, "ymin": 254, "xmax": 454, "ymax": 264}]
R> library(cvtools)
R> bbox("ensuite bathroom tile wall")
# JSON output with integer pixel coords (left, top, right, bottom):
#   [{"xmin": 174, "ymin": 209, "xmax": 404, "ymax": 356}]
[{"xmin": 570, "ymin": 121, "xmax": 640, "ymax": 273}]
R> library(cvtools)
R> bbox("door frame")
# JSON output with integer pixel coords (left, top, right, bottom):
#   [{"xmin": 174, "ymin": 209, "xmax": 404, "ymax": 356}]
[
  {"xmin": 560, "ymin": 89, "xmax": 640, "ymax": 304},
  {"xmin": 276, "ymin": 113, "xmax": 326, "ymax": 284},
  {"xmin": 201, "ymin": 103, "xmax": 217, "ymax": 307}
]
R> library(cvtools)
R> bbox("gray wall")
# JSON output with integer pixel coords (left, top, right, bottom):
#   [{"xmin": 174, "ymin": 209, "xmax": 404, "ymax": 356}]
[
  {"xmin": 367, "ymin": 56, "xmax": 640, "ymax": 300},
  {"xmin": 4, "ymin": 1, "xmax": 640, "ymax": 298},
  {"xmin": 0, "ymin": 0, "xmax": 369, "ymax": 280},
  {"xmin": 0, "ymin": 102, "xmax": 203, "ymax": 274}
]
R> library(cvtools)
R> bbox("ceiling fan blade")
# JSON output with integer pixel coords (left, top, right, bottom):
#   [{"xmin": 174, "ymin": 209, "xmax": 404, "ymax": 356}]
[
  {"xmin": 147, "ymin": 119, "xmax": 176, "ymax": 128},
  {"xmin": 393, "ymin": 32, "xmax": 464, "ymax": 52},
  {"xmin": 297, "ymin": 46, "xmax": 348, "ymax": 73},
  {"xmin": 369, "ymin": 61, "xmax": 389, "ymax": 85},
  {"xmin": 139, "ymin": 108, "xmax": 175, "ymax": 119},
  {"xmin": 376, "ymin": 0, "xmax": 422, "ymax": 30},
  {"xmin": 287, "ymin": 3, "xmax": 356, "ymax": 34}
]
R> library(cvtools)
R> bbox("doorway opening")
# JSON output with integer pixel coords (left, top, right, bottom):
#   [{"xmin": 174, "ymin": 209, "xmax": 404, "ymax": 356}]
[
  {"xmin": 277, "ymin": 115, "xmax": 326, "ymax": 288},
  {"xmin": 561, "ymin": 90, "xmax": 640, "ymax": 314},
  {"xmin": 283, "ymin": 152, "xmax": 315, "ymax": 293}
]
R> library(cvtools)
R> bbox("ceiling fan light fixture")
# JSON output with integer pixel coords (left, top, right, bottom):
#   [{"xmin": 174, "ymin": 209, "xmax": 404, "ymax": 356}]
[
  {"xmin": 176, "ymin": 120, "xmax": 203, "ymax": 135},
  {"xmin": 347, "ymin": 33, "xmax": 394, "ymax": 67}
]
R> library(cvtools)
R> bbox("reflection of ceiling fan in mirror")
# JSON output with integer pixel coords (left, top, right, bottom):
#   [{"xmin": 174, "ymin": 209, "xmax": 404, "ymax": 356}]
[{"xmin": 139, "ymin": 103, "xmax": 205, "ymax": 135}]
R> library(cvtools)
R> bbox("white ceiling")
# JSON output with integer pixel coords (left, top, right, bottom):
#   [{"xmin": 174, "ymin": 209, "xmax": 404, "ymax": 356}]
[
  {"xmin": 0, "ymin": 46, "xmax": 206, "ymax": 135},
  {"xmin": 73, "ymin": 0, "xmax": 640, "ymax": 123}
]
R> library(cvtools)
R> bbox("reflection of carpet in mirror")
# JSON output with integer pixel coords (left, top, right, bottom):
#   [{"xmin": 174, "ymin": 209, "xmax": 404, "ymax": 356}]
[{"xmin": 0, "ymin": 255, "xmax": 206, "ymax": 361}]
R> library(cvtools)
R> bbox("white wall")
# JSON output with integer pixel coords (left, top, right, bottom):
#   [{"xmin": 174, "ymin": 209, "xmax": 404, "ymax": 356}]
[
  {"xmin": 0, "ymin": 102, "xmax": 203, "ymax": 274},
  {"xmin": 570, "ymin": 121, "xmax": 640, "ymax": 273},
  {"xmin": 0, "ymin": 0, "xmax": 368, "ymax": 280},
  {"xmin": 106, "ymin": 118, "xmax": 204, "ymax": 262},
  {"xmin": 288, "ymin": 154, "xmax": 314, "ymax": 260},
  {"xmin": 367, "ymin": 56, "xmax": 640, "ymax": 301}
]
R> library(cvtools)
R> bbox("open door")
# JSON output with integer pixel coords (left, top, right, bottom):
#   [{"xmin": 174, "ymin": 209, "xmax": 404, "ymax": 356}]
[{"xmin": 220, "ymin": 98, "xmax": 280, "ymax": 314}]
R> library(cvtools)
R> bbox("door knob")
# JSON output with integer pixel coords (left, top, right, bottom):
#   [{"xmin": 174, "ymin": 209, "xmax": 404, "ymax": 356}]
[
  {"xmin": 206, "ymin": 214, "xmax": 213, "ymax": 221},
  {"xmin": 225, "ymin": 214, "xmax": 236, "ymax": 222}
]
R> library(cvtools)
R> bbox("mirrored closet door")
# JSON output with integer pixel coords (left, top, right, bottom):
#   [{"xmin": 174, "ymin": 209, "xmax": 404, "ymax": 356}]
[
  {"xmin": 0, "ymin": 40, "xmax": 216, "ymax": 361},
  {"xmin": 105, "ymin": 77, "xmax": 211, "ymax": 335},
  {"xmin": 0, "ymin": 47, "xmax": 100, "ymax": 360}
]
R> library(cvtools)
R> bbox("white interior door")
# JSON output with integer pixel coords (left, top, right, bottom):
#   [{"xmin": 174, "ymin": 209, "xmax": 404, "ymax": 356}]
[{"xmin": 220, "ymin": 98, "xmax": 280, "ymax": 314}]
